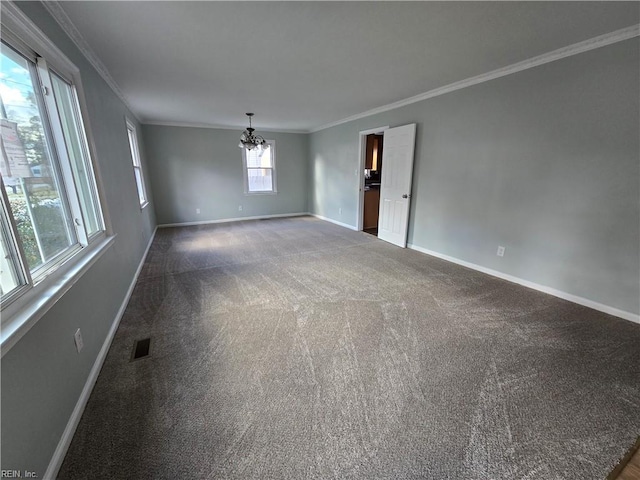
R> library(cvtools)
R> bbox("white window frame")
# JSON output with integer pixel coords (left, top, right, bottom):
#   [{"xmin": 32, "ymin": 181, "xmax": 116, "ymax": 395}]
[
  {"xmin": 0, "ymin": 3, "xmax": 114, "ymax": 354},
  {"xmin": 125, "ymin": 118, "xmax": 148, "ymax": 208},
  {"xmin": 242, "ymin": 140, "xmax": 277, "ymax": 195}
]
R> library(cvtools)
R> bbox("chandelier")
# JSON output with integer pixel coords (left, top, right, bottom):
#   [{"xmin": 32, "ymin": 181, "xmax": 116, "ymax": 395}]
[{"xmin": 238, "ymin": 113, "xmax": 267, "ymax": 152}]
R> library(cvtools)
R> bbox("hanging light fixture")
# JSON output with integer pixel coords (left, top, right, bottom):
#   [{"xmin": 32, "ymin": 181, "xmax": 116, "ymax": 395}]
[{"xmin": 238, "ymin": 113, "xmax": 267, "ymax": 152}]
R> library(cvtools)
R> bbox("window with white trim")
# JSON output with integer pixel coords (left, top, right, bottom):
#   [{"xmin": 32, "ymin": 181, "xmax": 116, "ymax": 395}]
[
  {"xmin": 0, "ymin": 28, "xmax": 105, "ymax": 309},
  {"xmin": 242, "ymin": 140, "xmax": 276, "ymax": 194},
  {"xmin": 125, "ymin": 119, "xmax": 147, "ymax": 207}
]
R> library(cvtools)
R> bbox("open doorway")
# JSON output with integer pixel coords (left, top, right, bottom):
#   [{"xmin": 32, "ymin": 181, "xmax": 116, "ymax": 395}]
[
  {"xmin": 363, "ymin": 133, "xmax": 384, "ymax": 235},
  {"xmin": 357, "ymin": 126, "xmax": 388, "ymax": 235}
]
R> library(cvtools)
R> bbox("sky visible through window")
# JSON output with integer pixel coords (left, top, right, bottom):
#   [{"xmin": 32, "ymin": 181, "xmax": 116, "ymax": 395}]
[{"xmin": 1, "ymin": 44, "xmax": 74, "ymax": 277}]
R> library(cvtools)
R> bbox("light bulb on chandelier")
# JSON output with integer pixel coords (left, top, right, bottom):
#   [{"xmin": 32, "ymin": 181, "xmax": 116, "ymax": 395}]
[{"xmin": 238, "ymin": 113, "xmax": 267, "ymax": 153}]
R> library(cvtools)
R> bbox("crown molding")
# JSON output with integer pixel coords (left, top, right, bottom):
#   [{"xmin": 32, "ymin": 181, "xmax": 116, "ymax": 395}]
[
  {"xmin": 41, "ymin": 1, "xmax": 141, "ymax": 122},
  {"xmin": 310, "ymin": 23, "xmax": 640, "ymax": 133},
  {"xmin": 31, "ymin": 1, "xmax": 640, "ymax": 135},
  {"xmin": 143, "ymin": 120, "xmax": 307, "ymax": 135},
  {"xmin": 1, "ymin": 1, "xmax": 78, "ymax": 77}
]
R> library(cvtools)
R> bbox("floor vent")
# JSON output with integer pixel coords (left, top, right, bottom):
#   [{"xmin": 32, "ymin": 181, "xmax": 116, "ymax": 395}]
[{"xmin": 130, "ymin": 337, "xmax": 151, "ymax": 361}]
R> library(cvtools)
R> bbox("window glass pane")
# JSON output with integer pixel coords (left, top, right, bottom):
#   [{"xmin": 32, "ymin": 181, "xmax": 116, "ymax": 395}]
[
  {"xmin": 0, "ymin": 43, "xmax": 76, "ymax": 271},
  {"xmin": 246, "ymin": 151, "xmax": 258, "ymax": 168},
  {"xmin": 50, "ymin": 72, "xmax": 101, "ymax": 236},
  {"xmin": 127, "ymin": 129, "xmax": 140, "ymax": 167},
  {"xmin": 0, "ymin": 230, "xmax": 21, "ymax": 296},
  {"xmin": 126, "ymin": 123, "xmax": 146, "ymax": 205},
  {"xmin": 0, "ymin": 201, "xmax": 24, "ymax": 298},
  {"xmin": 260, "ymin": 146, "xmax": 272, "ymax": 168},
  {"xmin": 134, "ymin": 168, "xmax": 145, "ymax": 204},
  {"xmin": 246, "ymin": 146, "xmax": 272, "ymax": 168},
  {"xmin": 247, "ymin": 168, "xmax": 273, "ymax": 192}
]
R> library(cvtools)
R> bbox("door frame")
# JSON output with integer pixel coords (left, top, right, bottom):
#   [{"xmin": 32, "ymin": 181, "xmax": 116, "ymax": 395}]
[{"xmin": 357, "ymin": 125, "xmax": 389, "ymax": 231}]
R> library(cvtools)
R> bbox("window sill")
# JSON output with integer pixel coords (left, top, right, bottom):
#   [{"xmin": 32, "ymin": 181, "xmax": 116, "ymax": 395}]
[
  {"xmin": 0, "ymin": 234, "xmax": 116, "ymax": 357},
  {"xmin": 243, "ymin": 191, "xmax": 278, "ymax": 196}
]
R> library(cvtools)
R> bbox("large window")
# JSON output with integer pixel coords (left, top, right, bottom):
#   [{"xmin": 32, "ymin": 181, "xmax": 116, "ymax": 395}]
[
  {"xmin": 0, "ymin": 28, "xmax": 105, "ymax": 314},
  {"xmin": 242, "ymin": 140, "xmax": 276, "ymax": 194},
  {"xmin": 125, "ymin": 119, "xmax": 147, "ymax": 207}
]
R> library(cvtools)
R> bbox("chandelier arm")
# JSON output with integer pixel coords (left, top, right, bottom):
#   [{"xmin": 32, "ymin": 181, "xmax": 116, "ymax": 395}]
[{"xmin": 239, "ymin": 113, "xmax": 265, "ymax": 151}]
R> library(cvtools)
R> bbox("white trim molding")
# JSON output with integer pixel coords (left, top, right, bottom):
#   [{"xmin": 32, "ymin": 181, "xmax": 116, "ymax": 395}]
[
  {"xmin": 143, "ymin": 120, "xmax": 307, "ymax": 135},
  {"xmin": 158, "ymin": 212, "xmax": 308, "ymax": 228},
  {"xmin": 407, "ymin": 243, "xmax": 640, "ymax": 325},
  {"xmin": 1, "ymin": 236, "xmax": 116, "ymax": 356},
  {"xmin": 2, "ymin": 2, "xmax": 79, "ymax": 78},
  {"xmin": 311, "ymin": 214, "xmax": 358, "ymax": 231},
  {"xmin": 311, "ymin": 24, "xmax": 640, "ymax": 133},
  {"xmin": 41, "ymin": 1, "xmax": 140, "ymax": 121},
  {"xmin": 163, "ymin": 212, "xmax": 358, "ymax": 233},
  {"xmin": 31, "ymin": 0, "xmax": 640, "ymax": 135},
  {"xmin": 43, "ymin": 227, "xmax": 157, "ymax": 480},
  {"xmin": 356, "ymin": 126, "xmax": 389, "ymax": 232}
]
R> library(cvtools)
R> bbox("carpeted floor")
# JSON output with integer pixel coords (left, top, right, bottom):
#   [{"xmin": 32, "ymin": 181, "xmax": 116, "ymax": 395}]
[{"xmin": 58, "ymin": 216, "xmax": 640, "ymax": 479}]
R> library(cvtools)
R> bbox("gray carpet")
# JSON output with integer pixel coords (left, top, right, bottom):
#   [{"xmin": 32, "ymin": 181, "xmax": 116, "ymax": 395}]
[{"xmin": 58, "ymin": 216, "xmax": 640, "ymax": 479}]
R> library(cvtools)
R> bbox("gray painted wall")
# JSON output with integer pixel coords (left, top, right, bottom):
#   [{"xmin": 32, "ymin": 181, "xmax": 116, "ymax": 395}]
[
  {"xmin": 309, "ymin": 39, "xmax": 639, "ymax": 316},
  {"xmin": 142, "ymin": 125, "xmax": 308, "ymax": 225},
  {"xmin": 1, "ymin": 2, "xmax": 156, "ymax": 477},
  {"xmin": 2, "ymin": 3, "xmax": 638, "ymax": 476}
]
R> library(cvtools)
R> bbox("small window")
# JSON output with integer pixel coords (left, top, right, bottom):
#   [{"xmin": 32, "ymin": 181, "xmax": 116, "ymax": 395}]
[
  {"xmin": 242, "ymin": 140, "xmax": 276, "ymax": 194},
  {"xmin": 125, "ymin": 119, "xmax": 147, "ymax": 207}
]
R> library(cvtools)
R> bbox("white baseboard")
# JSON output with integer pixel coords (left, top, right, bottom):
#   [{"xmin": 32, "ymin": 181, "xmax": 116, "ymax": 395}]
[
  {"xmin": 44, "ymin": 226, "xmax": 158, "ymax": 480},
  {"xmin": 310, "ymin": 213, "xmax": 358, "ymax": 231},
  {"xmin": 158, "ymin": 212, "xmax": 308, "ymax": 228},
  {"xmin": 407, "ymin": 243, "xmax": 639, "ymax": 325},
  {"xmin": 160, "ymin": 212, "xmax": 360, "ymax": 231}
]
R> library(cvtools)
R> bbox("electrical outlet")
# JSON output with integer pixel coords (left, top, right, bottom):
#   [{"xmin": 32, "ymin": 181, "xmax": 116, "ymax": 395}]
[
  {"xmin": 338, "ymin": 207, "xmax": 342, "ymax": 215},
  {"xmin": 238, "ymin": 205, "xmax": 243, "ymax": 211},
  {"xmin": 74, "ymin": 328, "xmax": 84, "ymax": 353},
  {"xmin": 195, "ymin": 208, "xmax": 200, "ymax": 214},
  {"xmin": 497, "ymin": 246, "xmax": 505, "ymax": 257}
]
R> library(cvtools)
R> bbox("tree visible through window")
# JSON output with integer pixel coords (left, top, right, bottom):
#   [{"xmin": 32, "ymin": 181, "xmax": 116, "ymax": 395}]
[
  {"xmin": 1, "ymin": 43, "xmax": 75, "ymax": 273},
  {"xmin": 0, "ymin": 37, "xmax": 104, "ymax": 302}
]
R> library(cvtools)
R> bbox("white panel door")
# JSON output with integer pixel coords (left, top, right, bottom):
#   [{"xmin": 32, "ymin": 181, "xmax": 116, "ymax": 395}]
[{"xmin": 377, "ymin": 124, "xmax": 416, "ymax": 247}]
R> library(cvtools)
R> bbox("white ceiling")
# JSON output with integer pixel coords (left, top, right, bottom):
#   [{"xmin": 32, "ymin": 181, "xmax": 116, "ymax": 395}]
[{"xmin": 56, "ymin": 1, "xmax": 639, "ymax": 132}]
